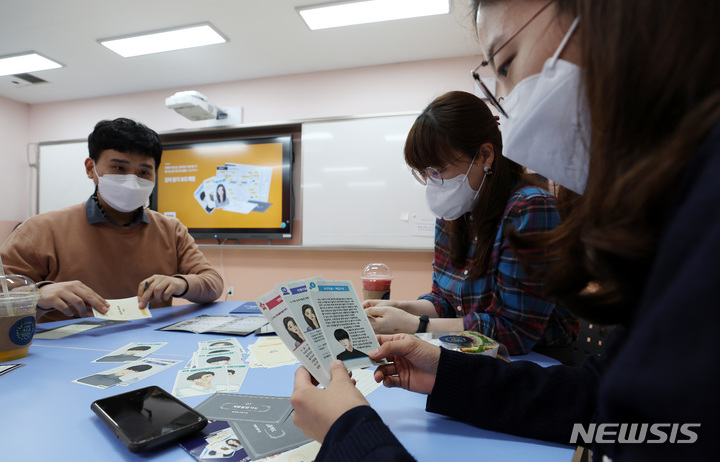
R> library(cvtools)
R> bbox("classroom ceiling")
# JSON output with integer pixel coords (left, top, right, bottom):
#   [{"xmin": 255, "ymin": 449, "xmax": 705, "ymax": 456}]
[{"xmin": 0, "ymin": 0, "xmax": 480, "ymax": 105}]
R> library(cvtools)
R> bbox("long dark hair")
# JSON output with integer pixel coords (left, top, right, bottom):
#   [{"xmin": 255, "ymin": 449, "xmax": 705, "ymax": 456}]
[
  {"xmin": 476, "ymin": 0, "xmax": 720, "ymax": 323},
  {"xmin": 283, "ymin": 316, "xmax": 303, "ymax": 344},
  {"xmin": 302, "ymin": 304, "xmax": 318, "ymax": 329},
  {"xmin": 405, "ymin": 91, "xmax": 531, "ymax": 280}
]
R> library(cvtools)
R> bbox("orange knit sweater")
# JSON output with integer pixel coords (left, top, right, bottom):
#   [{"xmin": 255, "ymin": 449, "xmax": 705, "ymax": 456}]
[{"xmin": 1, "ymin": 203, "xmax": 224, "ymax": 321}]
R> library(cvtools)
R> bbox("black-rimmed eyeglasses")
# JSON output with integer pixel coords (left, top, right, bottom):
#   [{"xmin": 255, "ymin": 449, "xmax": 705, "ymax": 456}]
[
  {"xmin": 471, "ymin": 0, "xmax": 554, "ymax": 118},
  {"xmin": 471, "ymin": 70, "xmax": 508, "ymax": 118}
]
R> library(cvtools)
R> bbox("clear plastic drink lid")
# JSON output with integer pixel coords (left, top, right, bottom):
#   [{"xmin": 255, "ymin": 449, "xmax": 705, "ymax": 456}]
[{"xmin": 361, "ymin": 263, "xmax": 393, "ymax": 280}]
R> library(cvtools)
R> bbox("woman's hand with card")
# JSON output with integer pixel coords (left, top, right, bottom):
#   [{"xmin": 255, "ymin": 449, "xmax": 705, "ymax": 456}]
[{"xmin": 370, "ymin": 334, "xmax": 441, "ymax": 395}]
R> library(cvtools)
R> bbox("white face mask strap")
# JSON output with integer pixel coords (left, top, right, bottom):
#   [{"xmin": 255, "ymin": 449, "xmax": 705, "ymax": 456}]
[
  {"xmin": 463, "ymin": 152, "xmax": 479, "ymax": 180},
  {"xmin": 551, "ymin": 16, "xmax": 580, "ymax": 64},
  {"xmin": 466, "ymin": 151, "xmax": 484, "ymax": 201},
  {"xmin": 472, "ymin": 172, "xmax": 487, "ymax": 201}
]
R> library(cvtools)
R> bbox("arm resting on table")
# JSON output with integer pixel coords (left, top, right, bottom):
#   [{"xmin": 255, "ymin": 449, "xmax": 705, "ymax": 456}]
[{"xmin": 427, "ymin": 348, "xmax": 601, "ymax": 445}]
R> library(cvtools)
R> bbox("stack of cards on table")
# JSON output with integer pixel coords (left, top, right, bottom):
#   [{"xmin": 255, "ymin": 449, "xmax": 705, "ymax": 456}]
[
  {"xmin": 158, "ymin": 314, "xmax": 269, "ymax": 336},
  {"xmin": 246, "ymin": 336, "xmax": 298, "ymax": 369},
  {"xmin": 193, "ymin": 394, "xmax": 312, "ymax": 460},
  {"xmin": 172, "ymin": 338, "xmax": 249, "ymax": 398},
  {"xmin": 255, "ymin": 277, "xmax": 385, "ymax": 388},
  {"xmin": 74, "ymin": 342, "xmax": 181, "ymax": 389}
]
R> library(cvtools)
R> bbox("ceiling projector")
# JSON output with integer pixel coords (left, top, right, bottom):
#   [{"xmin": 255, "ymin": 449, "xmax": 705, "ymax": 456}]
[{"xmin": 165, "ymin": 90, "xmax": 227, "ymax": 121}]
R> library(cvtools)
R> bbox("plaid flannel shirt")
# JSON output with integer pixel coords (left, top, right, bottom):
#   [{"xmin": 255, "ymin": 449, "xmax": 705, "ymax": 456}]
[{"xmin": 419, "ymin": 186, "xmax": 579, "ymax": 355}]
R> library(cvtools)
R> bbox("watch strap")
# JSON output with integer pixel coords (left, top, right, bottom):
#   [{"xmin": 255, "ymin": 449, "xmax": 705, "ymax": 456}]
[{"xmin": 417, "ymin": 315, "xmax": 429, "ymax": 333}]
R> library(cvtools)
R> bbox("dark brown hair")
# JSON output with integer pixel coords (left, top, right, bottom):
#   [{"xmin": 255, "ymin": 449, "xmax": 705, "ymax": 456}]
[
  {"xmin": 470, "ymin": 0, "xmax": 578, "ymax": 22},
  {"xmin": 405, "ymin": 91, "xmax": 530, "ymax": 279},
  {"xmin": 88, "ymin": 117, "xmax": 162, "ymax": 169},
  {"xmin": 476, "ymin": 0, "xmax": 720, "ymax": 323}
]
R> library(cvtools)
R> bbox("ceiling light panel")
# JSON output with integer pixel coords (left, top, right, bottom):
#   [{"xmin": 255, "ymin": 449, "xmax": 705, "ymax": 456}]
[
  {"xmin": 298, "ymin": 0, "xmax": 450, "ymax": 30},
  {"xmin": 99, "ymin": 24, "xmax": 226, "ymax": 58},
  {"xmin": 0, "ymin": 53, "xmax": 62, "ymax": 77}
]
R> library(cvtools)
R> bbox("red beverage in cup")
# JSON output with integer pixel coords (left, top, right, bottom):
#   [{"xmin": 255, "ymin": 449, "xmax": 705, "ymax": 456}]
[
  {"xmin": 361, "ymin": 278, "xmax": 392, "ymax": 301},
  {"xmin": 361, "ymin": 263, "xmax": 393, "ymax": 300}
]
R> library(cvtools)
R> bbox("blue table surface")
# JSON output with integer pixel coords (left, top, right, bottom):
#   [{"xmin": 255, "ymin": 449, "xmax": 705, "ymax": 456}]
[{"xmin": 0, "ymin": 301, "xmax": 574, "ymax": 461}]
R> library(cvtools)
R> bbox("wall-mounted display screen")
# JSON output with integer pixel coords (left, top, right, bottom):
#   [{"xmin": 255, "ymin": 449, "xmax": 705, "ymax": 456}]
[{"xmin": 151, "ymin": 134, "xmax": 293, "ymax": 241}]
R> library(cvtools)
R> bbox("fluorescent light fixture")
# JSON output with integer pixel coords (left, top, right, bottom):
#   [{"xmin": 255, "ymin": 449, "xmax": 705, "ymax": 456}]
[
  {"xmin": 99, "ymin": 24, "xmax": 226, "ymax": 58},
  {"xmin": 298, "ymin": 0, "xmax": 450, "ymax": 30},
  {"xmin": 0, "ymin": 52, "xmax": 62, "ymax": 77}
]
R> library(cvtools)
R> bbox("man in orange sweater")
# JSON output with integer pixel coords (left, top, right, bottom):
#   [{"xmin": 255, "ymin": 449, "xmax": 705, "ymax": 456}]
[{"xmin": 0, "ymin": 118, "xmax": 224, "ymax": 322}]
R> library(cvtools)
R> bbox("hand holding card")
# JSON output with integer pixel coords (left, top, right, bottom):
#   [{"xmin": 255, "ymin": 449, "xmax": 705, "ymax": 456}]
[{"xmin": 93, "ymin": 296, "xmax": 151, "ymax": 321}]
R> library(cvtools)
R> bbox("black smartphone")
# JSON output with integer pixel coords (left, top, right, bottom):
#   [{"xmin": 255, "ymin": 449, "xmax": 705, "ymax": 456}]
[{"xmin": 91, "ymin": 385, "xmax": 208, "ymax": 453}]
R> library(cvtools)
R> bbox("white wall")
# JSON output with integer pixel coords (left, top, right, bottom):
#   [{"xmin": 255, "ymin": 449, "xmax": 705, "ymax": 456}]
[{"xmin": 0, "ymin": 55, "xmax": 486, "ymax": 221}]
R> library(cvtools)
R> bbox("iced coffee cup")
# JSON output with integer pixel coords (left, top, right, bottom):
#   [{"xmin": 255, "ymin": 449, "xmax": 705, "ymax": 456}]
[
  {"xmin": 361, "ymin": 263, "xmax": 393, "ymax": 301},
  {"xmin": 0, "ymin": 274, "xmax": 40, "ymax": 362}
]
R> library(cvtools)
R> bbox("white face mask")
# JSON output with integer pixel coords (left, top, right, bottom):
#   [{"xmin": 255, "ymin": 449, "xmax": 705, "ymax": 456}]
[
  {"xmin": 94, "ymin": 164, "xmax": 155, "ymax": 213},
  {"xmin": 425, "ymin": 156, "xmax": 486, "ymax": 221},
  {"xmin": 499, "ymin": 17, "xmax": 589, "ymax": 194}
]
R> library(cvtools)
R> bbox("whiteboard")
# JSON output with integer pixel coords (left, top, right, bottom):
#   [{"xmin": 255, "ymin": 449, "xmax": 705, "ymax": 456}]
[
  {"xmin": 38, "ymin": 140, "xmax": 94, "ymax": 214},
  {"xmin": 301, "ymin": 114, "xmax": 435, "ymax": 249}
]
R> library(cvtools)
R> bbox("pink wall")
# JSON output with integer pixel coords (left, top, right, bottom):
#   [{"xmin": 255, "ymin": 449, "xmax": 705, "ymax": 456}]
[
  {"xmin": 0, "ymin": 96, "xmax": 32, "ymax": 220},
  {"xmin": 202, "ymin": 247, "xmax": 434, "ymax": 304}
]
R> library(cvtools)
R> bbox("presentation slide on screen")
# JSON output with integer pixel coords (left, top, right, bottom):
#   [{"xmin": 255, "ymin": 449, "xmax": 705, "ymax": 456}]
[{"xmin": 156, "ymin": 141, "xmax": 285, "ymax": 230}]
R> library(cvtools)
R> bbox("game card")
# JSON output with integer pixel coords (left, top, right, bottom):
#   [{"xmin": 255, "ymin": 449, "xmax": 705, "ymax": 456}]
[
  {"xmin": 246, "ymin": 337, "xmax": 297, "ymax": 368},
  {"xmin": 180, "ymin": 420, "xmax": 250, "ymax": 462},
  {"xmin": 33, "ymin": 319, "xmax": 128, "ymax": 339},
  {"xmin": 308, "ymin": 280, "xmax": 384, "ymax": 369},
  {"xmin": 173, "ymin": 366, "xmax": 232, "ymax": 398},
  {"xmin": 92, "ymin": 296, "xmax": 151, "ymax": 321},
  {"xmin": 194, "ymin": 350, "xmax": 245, "ymax": 368},
  {"xmin": 198, "ymin": 338, "xmax": 245, "ymax": 353},
  {"xmin": 74, "ymin": 357, "xmax": 180, "ymax": 389},
  {"xmin": 276, "ymin": 278, "xmax": 333, "ymax": 381},
  {"xmin": 93, "ymin": 342, "xmax": 166, "ymax": 363},
  {"xmin": 195, "ymin": 394, "xmax": 293, "ymax": 424},
  {"xmin": 255, "ymin": 288, "xmax": 331, "ymax": 387}
]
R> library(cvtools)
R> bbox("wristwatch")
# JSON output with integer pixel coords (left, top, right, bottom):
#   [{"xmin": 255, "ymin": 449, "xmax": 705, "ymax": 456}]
[{"xmin": 416, "ymin": 315, "xmax": 429, "ymax": 334}]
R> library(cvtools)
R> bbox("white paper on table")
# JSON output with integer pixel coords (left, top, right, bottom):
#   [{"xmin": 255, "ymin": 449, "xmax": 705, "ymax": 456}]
[
  {"xmin": 92, "ymin": 296, "xmax": 151, "ymax": 321},
  {"xmin": 351, "ymin": 367, "xmax": 383, "ymax": 397}
]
